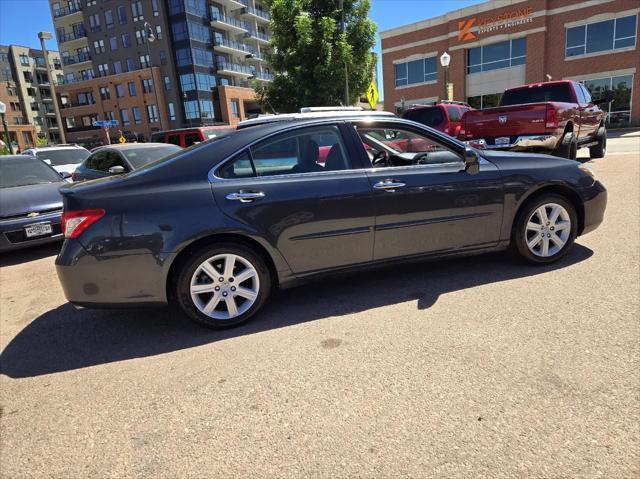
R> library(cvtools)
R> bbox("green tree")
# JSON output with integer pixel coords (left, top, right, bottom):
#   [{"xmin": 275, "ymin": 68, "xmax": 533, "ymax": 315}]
[{"xmin": 258, "ymin": 0, "xmax": 376, "ymax": 112}]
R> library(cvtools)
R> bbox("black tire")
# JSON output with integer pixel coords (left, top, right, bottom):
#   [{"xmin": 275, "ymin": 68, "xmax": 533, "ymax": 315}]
[
  {"xmin": 553, "ymin": 131, "xmax": 577, "ymax": 160},
  {"xmin": 175, "ymin": 242, "xmax": 271, "ymax": 329},
  {"xmin": 511, "ymin": 194, "xmax": 578, "ymax": 264},
  {"xmin": 589, "ymin": 126, "xmax": 607, "ymax": 159}
]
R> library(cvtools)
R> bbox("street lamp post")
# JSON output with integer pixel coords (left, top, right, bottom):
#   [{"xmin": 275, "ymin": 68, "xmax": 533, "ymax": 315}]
[
  {"xmin": 440, "ymin": 51, "xmax": 451, "ymax": 101},
  {"xmin": 0, "ymin": 101, "xmax": 14, "ymax": 154},
  {"xmin": 143, "ymin": 22, "xmax": 164, "ymax": 131},
  {"xmin": 38, "ymin": 31, "xmax": 66, "ymax": 144}
]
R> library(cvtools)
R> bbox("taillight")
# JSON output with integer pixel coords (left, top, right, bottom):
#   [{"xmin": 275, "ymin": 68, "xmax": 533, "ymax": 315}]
[
  {"xmin": 61, "ymin": 209, "xmax": 105, "ymax": 238},
  {"xmin": 545, "ymin": 106, "xmax": 558, "ymax": 129}
]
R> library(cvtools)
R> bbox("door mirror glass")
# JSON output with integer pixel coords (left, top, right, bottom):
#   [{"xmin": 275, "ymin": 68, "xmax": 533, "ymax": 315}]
[
  {"xmin": 464, "ymin": 147, "xmax": 480, "ymax": 174},
  {"xmin": 108, "ymin": 165, "xmax": 126, "ymax": 174}
]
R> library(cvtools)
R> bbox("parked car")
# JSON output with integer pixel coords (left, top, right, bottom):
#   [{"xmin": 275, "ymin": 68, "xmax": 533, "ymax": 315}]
[
  {"xmin": 72, "ymin": 143, "xmax": 183, "ymax": 181},
  {"xmin": 22, "ymin": 144, "xmax": 91, "ymax": 176},
  {"xmin": 0, "ymin": 155, "xmax": 66, "ymax": 252},
  {"xmin": 149, "ymin": 126, "xmax": 235, "ymax": 148},
  {"xmin": 55, "ymin": 113, "xmax": 606, "ymax": 329},
  {"xmin": 459, "ymin": 80, "xmax": 611, "ymax": 159},
  {"xmin": 402, "ymin": 101, "xmax": 472, "ymax": 137}
]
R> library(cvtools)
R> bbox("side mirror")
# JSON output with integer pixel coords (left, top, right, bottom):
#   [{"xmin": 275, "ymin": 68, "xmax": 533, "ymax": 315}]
[
  {"xmin": 464, "ymin": 147, "xmax": 480, "ymax": 175},
  {"xmin": 108, "ymin": 165, "xmax": 126, "ymax": 174},
  {"xmin": 59, "ymin": 171, "xmax": 72, "ymax": 179}
]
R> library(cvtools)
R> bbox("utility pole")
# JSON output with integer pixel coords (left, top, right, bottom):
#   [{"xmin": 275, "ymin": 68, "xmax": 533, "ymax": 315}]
[
  {"xmin": 339, "ymin": 0, "xmax": 350, "ymax": 106},
  {"xmin": 144, "ymin": 22, "xmax": 164, "ymax": 131},
  {"xmin": 38, "ymin": 32, "xmax": 66, "ymax": 143}
]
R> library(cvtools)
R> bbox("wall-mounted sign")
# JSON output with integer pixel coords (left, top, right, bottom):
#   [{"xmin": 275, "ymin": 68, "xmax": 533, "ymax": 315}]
[{"xmin": 458, "ymin": 7, "xmax": 534, "ymax": 41}]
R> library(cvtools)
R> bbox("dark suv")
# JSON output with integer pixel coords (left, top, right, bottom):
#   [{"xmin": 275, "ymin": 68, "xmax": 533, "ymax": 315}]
[{"xmin": 402, "ymin": 101, "xmax": 472, "ymax": 138}]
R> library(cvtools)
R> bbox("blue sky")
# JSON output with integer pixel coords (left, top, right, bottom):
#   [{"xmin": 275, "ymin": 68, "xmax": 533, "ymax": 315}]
[{"xmin": 0, "ymin": 0, "xmax": 479, "ymax": 99}]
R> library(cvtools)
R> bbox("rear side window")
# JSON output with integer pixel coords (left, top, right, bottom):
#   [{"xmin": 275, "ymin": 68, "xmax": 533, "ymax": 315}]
[
  {"xmin": 150, "ymin": 133, "xmax": 165, "ymax": 142},
  {"xmin": 500, "ymin": 83, "xmax": 574, "ymax": 106},
  {"xmin": 184, "ymin": 133, "xmax": 201, "ymax": 147},
  {"xmin": 85, "ymin": 151, "xmax": 106, "ymax": 170},
  {"xmin": 218, "ymin": 151, "xmax": 254, "ymax": 179},
  {"xmin": 85, "ymin": 151, "xmax": 125, "ymax": 172},
  {"xmin": 446, "ymin": 106, "xmax": 461, "ymax": 122},
  {"xmin": 167, "ymin": 134, "xmax": 181, "ymax": 146},
  {"xmin": 403, "ymin": 107, "xmax": 444, "ymax": 127}
]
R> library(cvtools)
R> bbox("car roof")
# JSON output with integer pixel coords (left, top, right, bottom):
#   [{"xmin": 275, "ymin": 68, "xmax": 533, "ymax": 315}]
[
  {"xmin": 25, "ymin": 144, "xmax": 88, "ymax": 151},
  {"xmin": 237, "ymin": 110, "xmax": 395, "ymax": 129},
  {"xmin": 150, "ymin": 126, "xmax": 235, "ymax": 135},
  {"xmin": 92, "ymin": 142, "xmax": 180, "ymax": 151}
]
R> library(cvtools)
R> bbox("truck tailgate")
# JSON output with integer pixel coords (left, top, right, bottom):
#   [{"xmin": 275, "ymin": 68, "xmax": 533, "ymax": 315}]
[{"xmin": 463, "ymin": 103, "xmax": 548, "ymax": 140}]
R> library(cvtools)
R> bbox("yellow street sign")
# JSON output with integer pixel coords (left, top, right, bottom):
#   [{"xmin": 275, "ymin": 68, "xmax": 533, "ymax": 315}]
[
  {"xmin": 366, "ymin": 81, "xmax": 379, "ymax": 110},
  {"xmin": 118, "ymin": 136, "xmax": 126, "ymax": 144},
  {"xmin": 447, "ymin": 83, "xmax": 454, "ymax": 101}
]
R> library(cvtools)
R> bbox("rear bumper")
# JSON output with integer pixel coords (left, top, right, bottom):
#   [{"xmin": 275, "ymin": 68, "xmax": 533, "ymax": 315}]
[
  {"xmin": 55, "ymin": 239, "xmax": 173, "ymax": 307},
  {"xmin": 0, "ymin": 213, "xmax": 63, "ymax": 252},
  {"xmin": 467, "ymin": 135, "xmax": 558, "ymax": 151},
  {"xmin": 581, "ymin": 180, "xmax": 607, "ymax": 236}
]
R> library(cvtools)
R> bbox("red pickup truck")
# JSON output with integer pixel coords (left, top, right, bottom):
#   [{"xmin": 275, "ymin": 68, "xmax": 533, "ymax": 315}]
[{"xmin": 460, "ymin": 80, "xmax": 611, "ymax": 159}]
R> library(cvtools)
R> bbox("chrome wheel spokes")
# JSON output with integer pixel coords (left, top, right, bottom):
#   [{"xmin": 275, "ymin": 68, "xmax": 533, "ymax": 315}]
[{"xmin": 525, "ymin": 203, "xmax": 571, "ymax": 257}]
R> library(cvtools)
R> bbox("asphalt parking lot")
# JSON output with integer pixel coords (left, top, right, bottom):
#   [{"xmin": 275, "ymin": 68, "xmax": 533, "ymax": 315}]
[{"xmin": 1, "ymin": 131, "xmax": 638, "ymax": 478}]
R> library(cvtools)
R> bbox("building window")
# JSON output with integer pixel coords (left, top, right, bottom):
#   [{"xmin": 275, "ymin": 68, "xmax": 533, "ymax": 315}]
[
  {"xmin": 65, "ymin": 117, "xmax": 75, "ymax": 129},
  {"xmin": 566, "ymin": 15, "xmax": 637, "ymax": 58},
  {"xmin": 105, "ymin": 111, "xmax": 116, "ymax": 121},
  {"xmin": 115, "ymin": 83, "xmax": 125, "ymax": 97},
  {"xmin": 172, "ymin": 22, "xmax": 188, "ymax": 42},
  {"xmin": 105, "ymin": 10, "xmax": 114, "ymax": 29},
  {"xmin": 131, "ymin": 1, "xmax": 143, "ymax": 22},
  {"xmin": 88, "ymin": 14, "xmax": 101, "ymax": 32},
  {"xmin": 155, "ymin": 25, "xmax": 163, "ymax": 40},
  {"xmin": 93, "ymin": 39, "xmax": 105, "ymax": 54},
  {"xmin": 580, "ymin": 74, "xmax": 634, "ymax": 126},
  {"xmin": 19, "ymin": 54, "xmax": 29, "ymax": 66},
  {"xmin": 159, "ymin": 50, "xmax": 167, "ymax": 65},
  {"xmin": 77, "ymin": 91, "xmax": 95, "ymax": 105},
  {"xmin": 394, "ymin": 56, "xmax": 437, "ymax": 87},
  {"xmin": 117, "ymin": 5, "xmax": 127, "ymax": 24},
  {"xmin": 122, "ymin": 33, "xmax": 132, "ymax": 48},
  {"xmin": 139, "ymin": 54, "xmax": 150, "ymax": 69},
  {"xmin": 132, "ymin": 106, "xmax": 142, "ymax": 124},
  {"xmin": 86, "ymin": 0, "xmax": 97, "ymax": 6},
  {"xmin": 152, "ymin": 0, "xmax": 160, "ymax": 16},
  {"xmin": 113, "ymin": 60, "xmax": 123, "ymax": 74},
  {"xmin": 98, "ymin": 63, "xmax": 109, "ymax": 76},
  {"xmin": 109, "ymin": 37, "xmax": 118, "ymax": 51},
  {"xmin": 466, "ymin": 93, "xmax": 502, "ymax": 109},
  {"xmin": 168, "ymin": 102, "xmax": 176, "ymax": 121},
  {"xmin": 195, "ymin": 73, "xmax": 216, "ymax": 91},
  {"xmin": 126, "ymin": 58, "xmax": 136, "ymax": 72},
  {"xmin": 175, "ymin": 48, "xmax": 191, "ymax": 67},
  {"xmin": 183, "ymin": 100, "xmax": 199, "ymax": 119},
  {"xmin": 180, "ymin": 73, "xmax": 196, "ymax": 92},
  {"xmin": 199, "ymin": 100, "xmax": 214, "ymax": 119},
  {"xmin": 231, "ymin": 99, "xmax": 240, "ymax": 118},
  {"xmin": 164, "ymin": 76, "xmax": 172, "ymax": 91},
  {"xmin": 120, "ymin": 108, "xmax": 130, "ymax": 126},
  {"xmin": 80, "ymin": 69, "xmax": 94, "ymax": 81},
  {"xmin": 99, "ymin": 86, "xmax": 110, "ymax": 100},
  {"xmin": 147, "ymin": 104, "xmax": 159, "ymax": 123},
  {"xmin": 168, "ymin": 0, "xmax": 184, "ymax": 15},
  {"xmin": 467, "ymin": 38, "xmax": 526, "ymax": 74},
  {"xmin": 135, "ymin": 29, "xmax": 145, "ymax": 45},
  {"xmin": 128, "ymin": 81, "xmax": 137, "ymax": 96},
  {"xmin": 142, "ymin": 78, "xmax": 153, "ymax": 93}
]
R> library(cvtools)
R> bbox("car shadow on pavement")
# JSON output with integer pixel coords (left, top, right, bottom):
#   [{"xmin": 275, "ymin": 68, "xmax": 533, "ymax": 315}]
[
  {"xmin": 0, "ymin": 243, "xmax": 61, "ymax": 267},
  {"xmin": 0, "ymin": 245, "xmax": 593, "ymax": 378}
]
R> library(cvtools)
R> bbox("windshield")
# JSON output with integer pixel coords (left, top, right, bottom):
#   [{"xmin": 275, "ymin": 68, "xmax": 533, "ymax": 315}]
[
  {"xmin": 35, "ymin": 148, "xmax": 90, "ymax": 166},
  {"xmin": 1, "ymin": 156, "xmax": 63, "ymax": 188},
  {"xmin": 403, "ymin": 108, "xmax": 445, "ymax": 127},
  {"xmin": 121, "ymin": 145, "xmax": 183, "ymax": 169},
  {"xmin": 500, "ymin": 83, "xmax": 573, "ymax": 106}
]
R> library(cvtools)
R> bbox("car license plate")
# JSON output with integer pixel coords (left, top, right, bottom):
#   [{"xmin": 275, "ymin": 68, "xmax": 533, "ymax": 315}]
[
  {"xmin": 495, "ymin": 137, "xmax": 510, "ymax": 146},
  {"xmin": 25, "ymin": 222, "xmax": 53, "ymax": 238}
]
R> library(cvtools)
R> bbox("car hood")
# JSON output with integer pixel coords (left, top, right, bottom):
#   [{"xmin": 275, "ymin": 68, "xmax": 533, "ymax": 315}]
[{"xmin": 0, "ymin": 182, "xmax": 64, "ymax": 219}]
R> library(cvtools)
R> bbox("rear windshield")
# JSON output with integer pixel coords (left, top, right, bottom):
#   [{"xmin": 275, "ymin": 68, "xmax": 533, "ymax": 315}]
[
  {"xmin": 500, "ymin": 83, "xmax": 573, "ymax": 106},
  {"xmin": 403, "ymin": 108, "xmax": 444, "ymax": 127},
  {"xmin": 1, "ymin": 156, "xmax": 62, "ymax": 188},
  {"xmin": 204, "ymin": 128, "xmax": 234, "ymax": 139},
  {"xmin": 121, "ymin": 145, "xmax": 183, "ymax": 169},
  {"xmin": 35, "ymin": 148, "xmax": 90, "ymax": 166}
]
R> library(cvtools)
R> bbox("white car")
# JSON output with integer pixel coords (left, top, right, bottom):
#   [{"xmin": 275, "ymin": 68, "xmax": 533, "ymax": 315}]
[{"xmin": 22, "ymin": 144, "xmax": 91, "ymax": 177}]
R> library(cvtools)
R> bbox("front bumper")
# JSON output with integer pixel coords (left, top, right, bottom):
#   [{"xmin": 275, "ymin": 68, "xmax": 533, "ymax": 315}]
[
  {"xmin": 0, "ymin": 212, "xmax": 63, "ymax": 253},
  {"xmin": 467, "ymin": 135, "xmax": 558, "ymax": 151},
  {"xmin": 581, "ymin": 180, "xmax": 607, "ymax": 236}
]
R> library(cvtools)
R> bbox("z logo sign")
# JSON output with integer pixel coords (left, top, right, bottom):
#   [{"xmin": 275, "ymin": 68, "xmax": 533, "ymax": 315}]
[{"xmin": 458, "ymin": 18, "xmax": 477, "ymax": 41}]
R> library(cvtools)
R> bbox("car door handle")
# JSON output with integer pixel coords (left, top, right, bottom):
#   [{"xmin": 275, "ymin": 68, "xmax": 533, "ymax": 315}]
[
  {"xmin": 225, "ymin": 191, "xmax": 266, "ymax": 202},
  {"xmin": 373, "ymin": 180, "xmax": 406, "ymax": 191}
]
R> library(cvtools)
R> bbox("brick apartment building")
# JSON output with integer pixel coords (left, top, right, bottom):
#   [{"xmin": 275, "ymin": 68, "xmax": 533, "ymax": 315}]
[
  {"xmin": 381, "ymin": 0, "xmax": 639, "ymax": 126},
  {"xmin": 0, "ymin": 44, "xmax": 63, "ymax": 150},
  {"xmin": 50, "ymin": 0, "xmax": 273, "ymax": 146}
]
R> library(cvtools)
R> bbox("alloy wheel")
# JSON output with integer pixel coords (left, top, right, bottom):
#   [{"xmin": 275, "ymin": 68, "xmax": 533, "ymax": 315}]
[
  {"xmin": 525, "ymin": 203, "xmax": 571, "ymax": 257},
  {"xmin": 190, "ymin": 253, "xmax": 260, "ymax": 320}
]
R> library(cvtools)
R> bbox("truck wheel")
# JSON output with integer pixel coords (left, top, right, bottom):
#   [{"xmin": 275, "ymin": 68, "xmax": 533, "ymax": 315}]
[
  {"xmin": 589, "ymin": 126, "xmax": 607, "ymax": 159},
  {"xmin": 553, "ymin": 132, "xmax": 577, "ymax": 160}
]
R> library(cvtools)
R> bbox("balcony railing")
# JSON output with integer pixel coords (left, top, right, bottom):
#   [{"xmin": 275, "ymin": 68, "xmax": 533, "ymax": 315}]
[
  {"xmin": 254, "ymin": 71, "xmax": 274, "ymax": 81},
  {"xmin": 211, "ymin": 13, "xmax": 249, "ymax": 31},
  {"xmin": 240, "ymin": 1, "xmax": 270, "ymax": 21},
  {"xmin": 245, "ymin": 30, "xmax": 270, "ymax": 42},
  {"xmin": 214, "ymin": 37, "xmax": 256, "ymax": 55},
  {"xmin": 53, "ymin": 4, "xmax": 82, "ymax": 18},
  {"xmin": 217, "ymin": 61, "xmax": 254, "ymax": 76},
  {"xmin": 59, "ymin": 31, "xmax": 87, "ymax": 43},
  {"xmin": 62, "ymin": 52, "xmax": 92, "ymax": 66}
]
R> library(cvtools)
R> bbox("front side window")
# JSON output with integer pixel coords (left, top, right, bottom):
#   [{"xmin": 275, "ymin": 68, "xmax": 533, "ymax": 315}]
[
  {"xmin": 218, "ymin": 126, "xmax": 351, "ymax": 179},
  {"xmin": 566, "ymin": 15, "xmax": 637, "ymax": 57},
  {"xmin": 356, "ymin": 126, "xmax": 462, "ymax": 167},
  {"xmin": 467, "ymin": 38, "xmax": 526, "ymax": 74}
]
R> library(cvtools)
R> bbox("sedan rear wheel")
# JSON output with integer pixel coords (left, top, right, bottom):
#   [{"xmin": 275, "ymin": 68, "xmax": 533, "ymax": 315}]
[
  {"xmin": 176, "ymin": 243, "xmax": 271, "ymax": 328},
  {"xmin": 512, "ymin": 195, "xmax": 578, "ymax": 264}
]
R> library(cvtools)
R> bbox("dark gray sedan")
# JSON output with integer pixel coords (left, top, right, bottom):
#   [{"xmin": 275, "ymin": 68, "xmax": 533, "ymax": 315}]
[
  {"xmin": 0, "ymin": 155, "xmax": 66, "ymax": 252},
  {"xmin": 56, "ymin": 115, "xmax": 607, "ymax": 328},
  {"xmin": 72, "ymin": 143, "xmax": 182, "ymax": 181}
]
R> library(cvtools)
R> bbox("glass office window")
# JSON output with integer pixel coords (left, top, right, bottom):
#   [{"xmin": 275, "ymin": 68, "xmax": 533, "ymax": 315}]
[
  {"xmin": 467, "ymin": 38, "xmax": 526, "ymax": 74},
  {"xmin": 394, "ymin": 56, "xmax": 437, "ymax": 87},
  {"xmin": 566, "ymin": 15, "xmax": 637, "ymax": 57}
]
